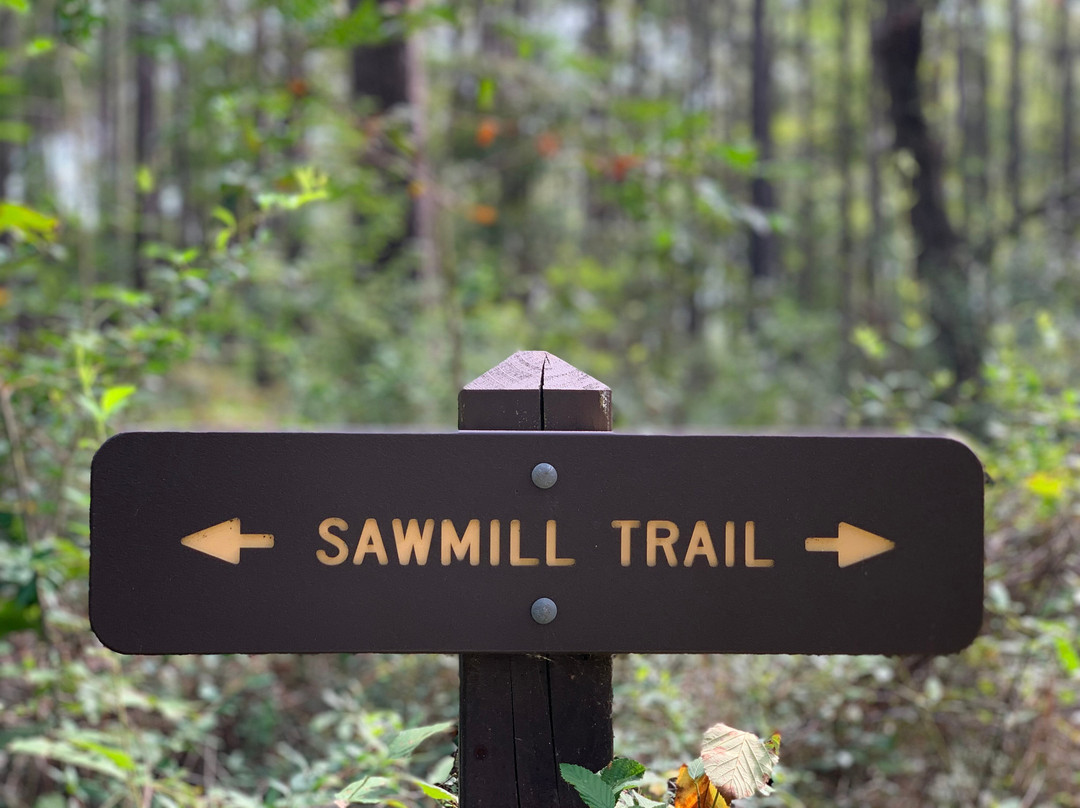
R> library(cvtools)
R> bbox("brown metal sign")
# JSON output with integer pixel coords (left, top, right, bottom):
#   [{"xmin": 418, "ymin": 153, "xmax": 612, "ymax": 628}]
[{"xmin": 90, "ymin": 432, "xmax": 984, "ymax": 655}]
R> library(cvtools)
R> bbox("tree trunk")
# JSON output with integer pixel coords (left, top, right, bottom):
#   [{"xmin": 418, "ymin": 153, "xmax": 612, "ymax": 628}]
[
  {"xmin": 685, "ymin": 0, "xmax": 713, "ymax": 337},
  {"xmin": 584, "ymin": 0, "xmax": 613, "ymax": 227},
  {"xmin": 1006, "ymin": 0, "xmax": 1022, "ymax": 221},
  {"xmin": 837, "ymin": 0, "xmax": 855, "ymax": 386},
  {"xmin": 282, "ymin": 26, "xmax": 308, "ymax": 262},
  {"xmin": 0, "ymin": 9, "xmax": 15, "ymax": 203},
  {"xmin": 796, "ymin": 0, "xmax": 818, "ymax": 306},
  {"xmin": 957, "ymin": 0, "xmax": 989, "ymax": 245},
  {"xmin": 1060, "ymin": 0, "xmax": 1075, "ymax": 237},
  {"xmin": 350, "ymin": 0, "xmax": 411, "ymax": 272},
  {"xmin": 874, "ymin": 0, "xmax": 983, "ymax": 398},
  {"xmin": 969, "ymin": 0, "xmax": 989, "ymax": 232},
  {"xmin": 955, "ymin": 0, "xmax": 969, "ymax": 236},
  {"xmin": 406, "ymin": 0, "xmax": 439, "ymax": 305},
  {"xmin": 749, "ymin": 0, "xmax": 776, "ymax": 286},
  {"xmin": 867, "ymin": 5, "xmax": 887, "ymax": 320},
  {"xmin": 97, "ymin": 0, "xmax": 123, "ymax": 270},
  {"xmin": 132, "ymin": 0, "xmax": 158, "ymax": 290}
]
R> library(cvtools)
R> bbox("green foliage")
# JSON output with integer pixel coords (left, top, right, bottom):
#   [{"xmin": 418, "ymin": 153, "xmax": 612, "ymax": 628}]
[
  {"xmin": 560, "ymin": 764, "xmax": 619, "ymax": 808},
  {"xmin": 2, "ymin": 0, "xmax": 1080, "ymax": 806}
]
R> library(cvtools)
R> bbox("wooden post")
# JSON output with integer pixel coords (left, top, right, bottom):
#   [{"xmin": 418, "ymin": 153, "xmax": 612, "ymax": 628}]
[{"xmin": 458, "ymin": 351, "xmax": 614, "ymax": 808}]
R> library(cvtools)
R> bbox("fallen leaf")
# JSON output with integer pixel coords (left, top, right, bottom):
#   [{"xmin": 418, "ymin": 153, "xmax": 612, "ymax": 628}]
[
  {"xmin": 700, "ymin": 723, "xmax": 776, "ymax": 800},
  {"xmin": 476, "ymin": 117, "xmax": 500, "ymax": 148},
  {"xmin": 672, "ymin": 764, "xmax": 727, "ymax": 808},
  {"xmin": 468, "ymin": 204, "xmax": 498, "ymax": 226},
  {"xmin": 536, "ymin": 131, "xmax": 561, "ymax": 157}
]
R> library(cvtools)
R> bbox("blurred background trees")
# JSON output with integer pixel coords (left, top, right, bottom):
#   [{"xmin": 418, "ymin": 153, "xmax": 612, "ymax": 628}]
[{"xmin": 1, "ymin": 0, "xmax": 1079, "ymax": 806}]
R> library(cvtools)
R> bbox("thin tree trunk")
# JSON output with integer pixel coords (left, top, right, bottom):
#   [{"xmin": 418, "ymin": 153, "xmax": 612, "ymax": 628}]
[
  {"xmin": 874, "ymin": 0, "xmax": 983, "ymax": 400},
  {"xmin": 175, "ymin": 16, "xmax": 198, "ymax": 248},
  {"xmin": 868, "ymin": 2, "xmax": 887, "ymax": 320},
  {"xmin": 837, "ymin": 0, "xmax": 855, "ymax": 385},
  {"xmin": 749, "ymin": 0, "xmax": 775, "ymax": 287},
  {"xmin": 1006, "ymin": 0, "xmax": 1022, "ymax": 221},
  {"xmin": 970, "ymin": 0, "xmax": 989, "ymax": 231},
  {"xmin": 955, "ymin": 0, "xmax": 969, "ymax": 236},
  {"xmin": 685, "ymin": 0, "xmax": 713, "ymax": 337},
  {"xmin": 0, "ymin": 9, "xmax": 15, "ymax": 203},
  {"xmin": 958, "ymin": 0, "xmax": 989, "ymax": 246},
  {"xmin": 282, "ymin": 27, "xmax": 307, "ymax": 262},
  {"xmin": 350, "ymin": 0, "xmax": 411, "ymax": 272},
  {"xmin": 584, "ymin": 0, "xmax": 614, "ymax": 228},
  {"xmin": 1060, "ymin": 0, "xmax": 1075, "ymax": 237},
  {"xmin": 132, "ymin": 0, "xmax": 158, "ymax": 290},
  {"xmin": 796, "ymin": 0, "xmax": 817, "ymax": 305},
  {"xmin": 407, "ymin": 0, "xmax": 439, "ymax": 306},
  {"xmin": 97, "ymin": 0, "xmax": 123, "ymax": 271}
]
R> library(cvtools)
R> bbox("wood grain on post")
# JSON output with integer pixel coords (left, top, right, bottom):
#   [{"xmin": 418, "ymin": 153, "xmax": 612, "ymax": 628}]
[{"xmin": 458, "ymin": 351, "xmax": 614, "ymax": 808}]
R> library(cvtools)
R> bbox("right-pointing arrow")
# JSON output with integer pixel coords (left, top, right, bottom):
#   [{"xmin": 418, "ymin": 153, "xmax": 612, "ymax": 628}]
[{"xmin": 805, "ymin": 522, "xmax": 895, "ymax": 568}]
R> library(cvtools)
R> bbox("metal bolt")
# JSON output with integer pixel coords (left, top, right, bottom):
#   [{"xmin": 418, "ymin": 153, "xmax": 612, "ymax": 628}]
[
  {"xmin": 531, "ymin": 597, "xmax": 558, "ymax": 625},
  {"xmin": 531, "ymin": 462, "xmax": 558, "ymax": 489}
]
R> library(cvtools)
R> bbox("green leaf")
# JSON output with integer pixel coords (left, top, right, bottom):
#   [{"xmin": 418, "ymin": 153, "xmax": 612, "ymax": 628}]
[
  {"xmin": 559, "ymin": 764, "xmax": 617, "ymax": 808},
  {"xmin": 100, "ymin": 385, "xmax": 136, "ymax": 418},
  {"xmin": 0, "ymin": 120, "xmax": 31, "ymax": 143},
  {"xmin": 71, "ymin": 739, "xmax": 137, "ymax": 771},
  {"xmin": 0, "ymin": 202, "xmax": 58, "ymax": 241},
  {"xmin": 1026, "ymin": 472, "xmax": 1065, "ymax": 500},
  {"xmin": 25, "ymin": 37, "xmax": 55, "ymax": 56},
  {"xmin": 0, "ymin": 597, "xmax": 41, "ymax": 637},
  {"xmin": 715, "ymin": 142, "xmax": 758, "ymax": 170},
  {"xmin": 386, "ymin": 720, "xmax": 455, "ymax": 758},
  {"xmin": 853, "ymin": 325, "xmax": 888, "ymax": 360},
  {"xmin": 1055, "ymin": 636, "xmax": 1080, "ymax": 674},
  {"xmin": 599, "ymin": 758, "xmax": 646, "ymax": 792},
  {"xmin": 700, "ymin": 723, "xmax": 777, "ymax": 799},
  {"xmin": 212, "ymin": 206, "xmax": 237, "ymax": 229},
  {"xmin": 8, "ymin": 738, "xmax": 127, "ymax": 781},
  {"xmin": 413, "ymin": 779, "xmax": 457, "ymax": 802},
  {"xmin": 335, "ymin": 775, "xmax": 395, "ymax": 803},
  {"xmin": 324, "ymin": 0, "xmax": 386, "ymax": 47},
  {"xmin": 476, "ymin": 76, "xmax": 496, "ymax": 111},
  {"xmin": 136, "ymin": 164, "xmax": 155, "ymax": 194},
  {"xmin": 616, "ymin": 793, "xmax": 667, "ymax": 808},
  {"xmin": 0, "ymin": 0, "xmax": 29, "ymax": 12}
]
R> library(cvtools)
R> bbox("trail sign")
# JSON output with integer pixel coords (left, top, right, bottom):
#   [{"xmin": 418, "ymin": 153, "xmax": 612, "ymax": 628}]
[{"xmin": 90, "ymin": 431, "xmax": 984, "ymax": 655}]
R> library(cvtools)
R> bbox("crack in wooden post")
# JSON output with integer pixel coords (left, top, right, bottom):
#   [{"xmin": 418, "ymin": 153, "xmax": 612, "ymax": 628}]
[{"xmin": 458, "ymin": 351, "xmax": 614, "ymax": 808}]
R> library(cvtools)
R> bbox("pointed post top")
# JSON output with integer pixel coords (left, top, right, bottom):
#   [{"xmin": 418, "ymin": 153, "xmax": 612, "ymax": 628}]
[{"xmin": 458, "ymin": 351, "xmax": 612, "ymax": 431}]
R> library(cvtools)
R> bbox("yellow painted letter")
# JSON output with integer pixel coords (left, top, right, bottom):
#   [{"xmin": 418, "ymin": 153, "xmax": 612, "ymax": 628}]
[
  {"xmin": 647, "ymin": 520, "xmax": 679, "ymax": 567},
  {"xmin": 509, "ymin": 520, "xmax": 538, "ymax": 566},
  {"xmin": 611, "ymin": 520, "xmax": 639, "ymax": 567},
  {"xmin": 393, "ymin": 518, "xmax": 434, "ymax": 565},
  {"xmin": 545, "ymin": 520, "xmax": 575, "ymax": 566},
  {"xmin": 442, "ymin": 519, "xmax": 481, "ymax": 565},
  {"xmin": 744, "ymin": 521, "xmax": 774, "ymax": 567},
  {"xmin": 353, "ymin": 518, "xmax": 389, "ymax": 565},
  {"xmin": 317, "ymin": 517, "xmax": 349, "ymax": 565},
  {"xmin": 684, "ymin": 521, "xmax": 718, "ymax": 567},
  {"xmin": 725, "ymin": 521, "xmax": 736, "ymax": 567},
  {"xmin": 490, "ymin": 520, "xmax": 501, "ymax": 566}
]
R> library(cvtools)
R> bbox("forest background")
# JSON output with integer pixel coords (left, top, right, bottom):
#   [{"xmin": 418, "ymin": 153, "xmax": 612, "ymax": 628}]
[{"xmin": 1, "ymin": 0, "xmax": 1079, "ymax": 805}]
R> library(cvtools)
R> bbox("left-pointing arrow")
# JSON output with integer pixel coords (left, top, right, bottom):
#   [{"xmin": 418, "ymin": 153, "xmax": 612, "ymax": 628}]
[{"xmin": 180, "ymin": 519, "xmax": 274, "ymax": 564}]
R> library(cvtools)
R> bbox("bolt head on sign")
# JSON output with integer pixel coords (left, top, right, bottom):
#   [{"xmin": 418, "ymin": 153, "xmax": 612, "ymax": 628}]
[{"xmin": 90, "ymin": 431, "xmax": 984, "ymax": 656}]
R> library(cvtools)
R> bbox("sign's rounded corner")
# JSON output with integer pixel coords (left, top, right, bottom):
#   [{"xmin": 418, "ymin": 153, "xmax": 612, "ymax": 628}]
[
  {"xmin": 91, "ymin": 431, "xmax": 138, "ymax": 477},
  {"xmin": 89, "ymin": 611, "xmax": 138, "ymax": 656},
  {"xmin": 934, "ymin": 435, "xmax": 986, "ymax": 482}
]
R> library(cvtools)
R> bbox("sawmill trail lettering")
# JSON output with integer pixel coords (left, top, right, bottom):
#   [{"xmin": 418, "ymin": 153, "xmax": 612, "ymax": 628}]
[
  {"xmin": 316, "ymin": 517, "xmax": 575, "ymax": 567},
  {"xmin": 611, "ymin": 519, "xmax": 775, "ymax": 568}
]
